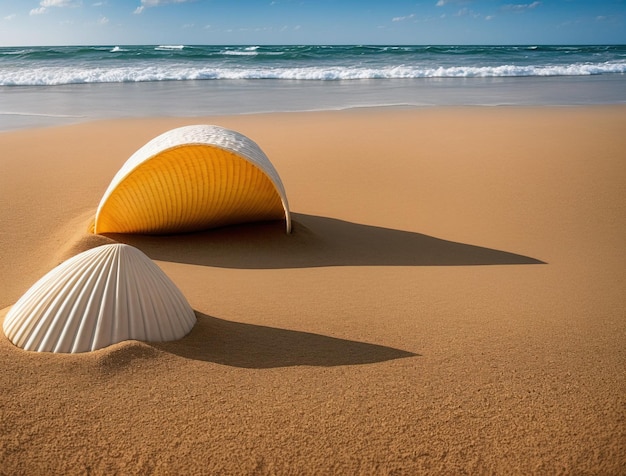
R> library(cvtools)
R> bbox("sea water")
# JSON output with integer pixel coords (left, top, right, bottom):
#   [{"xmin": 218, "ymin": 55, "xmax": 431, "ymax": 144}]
[{"xmin": 1, "ymin": 44, "xmax": 625, "ymax": 131}]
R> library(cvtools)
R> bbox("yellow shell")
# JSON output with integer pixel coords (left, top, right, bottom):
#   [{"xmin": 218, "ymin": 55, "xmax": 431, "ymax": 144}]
[{"xmin": 93, "ymin": 125, "xmax": 291, "ymax": 234}]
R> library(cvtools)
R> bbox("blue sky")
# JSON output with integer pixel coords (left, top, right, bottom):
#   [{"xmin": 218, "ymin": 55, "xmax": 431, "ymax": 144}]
[{"xmin": 0, "ymin": 0, "xmax": 624, "ymax": 46}]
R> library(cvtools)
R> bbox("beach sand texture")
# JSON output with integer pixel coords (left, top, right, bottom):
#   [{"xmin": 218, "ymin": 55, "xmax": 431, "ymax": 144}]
[{"xmin": 1, "ymin": 107, "xmax": 625, "ymax": 474}]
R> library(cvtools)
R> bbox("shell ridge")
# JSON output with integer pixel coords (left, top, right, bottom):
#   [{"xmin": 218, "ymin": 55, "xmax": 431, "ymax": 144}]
[
  {"xmin": 89, "ymin": 245, "xmax": 120, "ymax": 351},
  {"xmin": 23, "ymin": 254, "xmax": 101, "ymax": 352},
  {"xmin": 140, "ymin": 259, "xmax": 174, "ymax": 341},
  {"xmin": 129, "ymin": 247, "xmax": 157, "ymax": 340},
  {"xmin": 112, "ymin": 245, "xmax": 131, "ymax": 345},
  {"xmin": 63, "ymin": 247, "xmax": 116, "ymax": 353}
]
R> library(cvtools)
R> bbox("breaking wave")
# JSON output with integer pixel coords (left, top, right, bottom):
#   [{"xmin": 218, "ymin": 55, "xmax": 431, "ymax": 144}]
[
  {"xmin": 0, "ymin": 62, "xmax": 624, "ymax": 86},
  {"xmin": 1, "ymin": 44, "xmax": 624, "ymax": 86}
]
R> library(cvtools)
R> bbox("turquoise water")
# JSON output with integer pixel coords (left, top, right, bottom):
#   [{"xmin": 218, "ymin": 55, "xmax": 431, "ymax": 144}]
[
  {"xmin": 2, "ymin": 44, "xmax": 626, "ymax": 84},
  {"xmin": 1, "ymin": 44, "xmax": 625, "ymax": 130}
]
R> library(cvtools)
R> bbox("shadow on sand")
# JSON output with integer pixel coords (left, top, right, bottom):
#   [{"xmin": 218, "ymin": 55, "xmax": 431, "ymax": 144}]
[
  {"xmin": 151, "ymin": 312, "xmax": 417, "ymax": 368},
  {"xmin": 103, "ymin": 213, "xmax": 545, "ymax": 269}
]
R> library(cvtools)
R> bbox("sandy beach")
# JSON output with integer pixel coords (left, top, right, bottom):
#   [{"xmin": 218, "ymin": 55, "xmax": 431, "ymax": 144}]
[{"xmin": 1, "ymin": 106, "xmax": 625, "ymax": 474}]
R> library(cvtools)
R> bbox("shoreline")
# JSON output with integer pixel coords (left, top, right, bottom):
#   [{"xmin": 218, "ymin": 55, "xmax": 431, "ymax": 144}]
[
  {"xmin": 3, "ymin": 101, "xmax": 626, "ymax": 135},
  {"xmin": 2, "ymin": 74, "xmax": 625, "ymax": 132},
  {"xmin": 1, "ymin": 106, "xmax": 625, "ymax": 473}
]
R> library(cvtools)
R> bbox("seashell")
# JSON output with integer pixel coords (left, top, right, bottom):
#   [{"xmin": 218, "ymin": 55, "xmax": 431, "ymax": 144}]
[
  {"xmin": 92, "ymin": 124, "xmax": 291, "ymax": 234},
  {"xmin": 3, "ymin": 244, "xmax": 196, "ymax": 353}
]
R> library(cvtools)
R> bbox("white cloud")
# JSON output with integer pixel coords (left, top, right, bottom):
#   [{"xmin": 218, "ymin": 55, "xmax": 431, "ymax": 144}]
[
  {"xmin": 98, "ymin": 15, "xmax": 109, "ymax": 24},
  {"xmin": 30, "ymin": 0, "xmax": 81, "ymax": 15},
  {"xmin": 4, "ymin": 14, "xmax": 17, "ymax": 20},
  {"xmin": 41, "ymin": 0, "xmax": 80, "ymax": 6},
  {"xmin": 594, "ymin": 14, "xmax": 619, "ymax": 24},
  {"xmin": 436, "ymin": 0, "xmax": 469, "ymax": 6},
  {"xmin": 455, "ymin": 8, "xmax": 481, "ymax": 18},
  {"xmin": 140, "ymin": 0, "xmax": 194, "ymax": 6},
  {"xmin": 134, "ymin": 0, "xmax": 193, "ymax": 13},
  {"xmin": 501, "ymin": 2, "xmax": 541, "ymax": 12},
  {"xmin": 392, "ymin": 13, "xmax": 415, "ymax": 22}
]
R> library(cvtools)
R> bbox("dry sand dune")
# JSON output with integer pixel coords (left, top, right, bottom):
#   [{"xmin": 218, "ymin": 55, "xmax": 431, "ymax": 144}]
[{"xmin": 1, "ymin": 107, "xmax": 625, "ymax": 474}]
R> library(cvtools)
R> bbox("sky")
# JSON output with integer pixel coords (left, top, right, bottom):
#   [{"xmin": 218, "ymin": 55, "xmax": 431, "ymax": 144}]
[{"xmin": 0, "ymin": 0, "xmax": 624, "ymax": 46}]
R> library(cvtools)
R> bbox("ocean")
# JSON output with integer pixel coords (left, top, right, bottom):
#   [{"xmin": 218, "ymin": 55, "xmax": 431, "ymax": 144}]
[{"xmin": 1, "ymin": 44, "xmax": 625, "ymax": 131}]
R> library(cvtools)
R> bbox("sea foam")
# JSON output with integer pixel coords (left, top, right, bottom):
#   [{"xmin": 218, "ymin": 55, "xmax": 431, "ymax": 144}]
[{"xmin": 0, "ymin": 62, "xmax": 624, "ymax": 86}]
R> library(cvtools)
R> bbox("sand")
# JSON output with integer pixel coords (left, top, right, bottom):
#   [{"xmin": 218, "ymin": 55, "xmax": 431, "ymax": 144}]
[{"xmin": 1, "ymin": 106, "xmax": 625, "ymax": 474}]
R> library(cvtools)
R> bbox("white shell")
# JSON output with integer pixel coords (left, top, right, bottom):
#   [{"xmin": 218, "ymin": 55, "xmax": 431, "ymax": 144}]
[
  {"xmin": 93, "ymin": 124, "xmax": 291, "ymax": 234},
  {"xmin": 3, "ymin": 244, "xmax": 196, "ymax": 353}
]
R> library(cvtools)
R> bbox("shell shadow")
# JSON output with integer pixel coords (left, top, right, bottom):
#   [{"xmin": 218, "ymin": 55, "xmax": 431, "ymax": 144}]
[
  {"xmin": 152, "ymin": 312, "xmax": 418, "ymax": 368},
  {"xmin": 103, "ymin": 213, "xmax": 545, "ymax": 268}
]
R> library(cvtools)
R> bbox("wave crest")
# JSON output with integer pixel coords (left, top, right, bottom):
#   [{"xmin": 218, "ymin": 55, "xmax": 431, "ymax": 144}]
[{"xmin": 1, "ymin": 62, "xmax": 624, "ymax": 86}]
